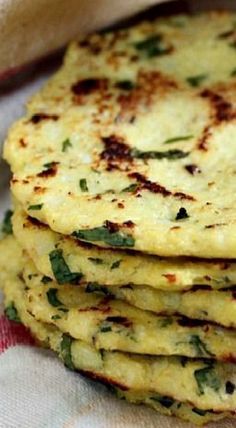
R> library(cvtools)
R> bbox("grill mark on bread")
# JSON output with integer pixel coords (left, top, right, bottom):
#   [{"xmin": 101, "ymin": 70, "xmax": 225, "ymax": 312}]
[
  {"xmin": 71, "ymin": 78, "xmax": 108, "ymax": 96},
  {"xmin": 29, "ymin": 113, "xmax": 59, "ymax": 124},
  {"xmin": 128, "ymin": 172, "xmax": 195, "ymax": 201},
  {"xmin": 24, "ymin": 216, "xmax": 47, "ymax": 229}
]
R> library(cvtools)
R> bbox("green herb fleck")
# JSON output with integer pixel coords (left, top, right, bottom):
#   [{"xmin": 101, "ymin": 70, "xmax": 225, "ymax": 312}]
[
  {"xmin": 61, "ymin": 334, "xmax": 74, "ymax": 370},
  {"xmin": 192, "ymin": 408, "xmax": 208, "ymax": 416},
  {"xmin": 79, "ymin": 178, "xmax": 88, "ymax": 192},
  {"xmin": 62, "ymin": 139, "xmax": 72, "ymax": 152},
  {"xmin": 190, "ymin": 335, "xmax": 214, "ymax": 357},
  {"xmin": 41, "ymin": 275, "xmax": 52, "ymax": 284},
  {"xmin": 100, "ymin": 323, "xmax": 112, "ymax": 333},
  {"xmin": 122, "ymin": 183, "xmax": 139, "ymax": 192},
  {"xmin": 46, "ymin": 288, "xmax": 63, "ymax": 307},
  {"xmin": 111, "ymin": 260, "xmax": 122, "ymax": 270},
  {"xmin": 72, "ymin": 226, "xmax": 135, "ymax": 247},
  {"xmin": 43, "ymin": 162, "xmax": 55, "ymax": 169},
  {"xmin": 4, "ymin": 302, "xmax": 21, "ymax": 323},
  {"xmin": 231, "ymin": 67, "xmax": 236, "ymax": 77},
  {"xmin": 116, "ymin": 80, "xmax": 135, "ymax": 90},
  {"xmin": 28, "ymin": 204, "xmax": 43, "ymax": 210},
  {"xmin": 134, "ymin": 34, "xmax": 170, "ymax": 58},
  {"xmin": 2, "ymin": 210, "xmax": 13, "ymax": 234},
  {"xmin": 88, "ymin": 257, "xmax": 104, "ymax": 265},
  {"xmin": 175, "ymin": 207, "xmax": 189, "ymax": 221},
  {"xmin": 85, "ymin": 282, "xmax": 112, "ymax": 297},
  {"xmin": 160, "ymin": 317, "xmax": 173, "ymax": 328},
  {"xmin": 194, "ymin": 365, "xmax": 221, "ymax": 395},
  {"xmin": 164, "ymin": 135, "xmax": 193, "ymax": 144},
  {"xmin": 229, "ymin": 41, "xmax": 236, "ymax": 49},
  {"xmin": 58, "ymin": 307, "xmax": 69, "ymax": 313},
  {"xmin": 150, "ymin": 394, "xmax": 174, "ymax": 409},
  {"xmin": 186, "ymin": 74, "xmax": 208, "ymax": 87},
  {"xmin": 51, "ymin": 314, "xmax": 61, "ymax": 320},
  {"xmin": 131, "ymin": 148, "xmax": 189, "ymax": 160},
  {"xmin": 49, "ymin": 249, "xmax": 83, "ymax": 284}
]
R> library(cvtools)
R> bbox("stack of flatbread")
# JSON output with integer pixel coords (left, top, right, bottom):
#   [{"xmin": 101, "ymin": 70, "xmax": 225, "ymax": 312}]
[{"xmin": 1, "ymin": 10, "xmax": 236, "ymax": 425}]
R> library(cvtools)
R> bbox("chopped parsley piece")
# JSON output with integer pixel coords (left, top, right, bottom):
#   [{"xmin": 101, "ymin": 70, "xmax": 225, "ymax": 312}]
[
  {"xmin": 131, "ymin": 148, "xmax": 189, "ymax": 160},
  {"xmin": 229, "ymin": 41, "xmax": 236, "ymax": 49},
  {"xmin": 175, "ymin": 207, "xmax": 189, "ymax": 221},
  {"xmin": 122, "ymin": 183, "xmax": 139, "ymax": 192},
  {"xmin": 192, "ymin": 408, "xmax": 208, "ymax": 416},
  {"xmin": 194, "ymin": 365, "xmax": 221, "ymax": 395},
  {"xmin": 49, "ymin": 249, "xmax": 83, "ymax": 284},
  {"xmin": 62, "ymin": 139, "xmax": 72, "ymax": 152},
  {"xmin": 28, "ymin": 204, "xmax": 43, "ymax": 210},
  {"xmin": 46, "ymin": 288, "xmax": 63, "ymax": 307},
  {"xmin": 41, "ymin": 275, "xmax": 52, "ymax": 284},
  {"xmin": 51, "ymin": 314, "xmax": 61, "ymax": 320},
  {"xmin": 134, "ymin": 34, "xmax": 170, "ymax": 58},
  {"xmin": 160, "ymin": 317, "xmax": 173, "ymax": 328},
  {"xmin": 111, "ymin": 260, "xmax": 122, "ymax": 270},
  {"xmin": 164, "ymin": 135, "xmax": 193, "ymax": 144},
  {"xmin": 186, "ymin": 74, "xmax": 208, "ymax": 87},
  {"xmin": 189, "ymin": 335, "xmax": 214, "ymax": 357},
  {"xmin": 88, "ymin": 257, "xmax": 104, "ymax": 265},
  {"xmin": 116, "ymin": 80, "xmax": 135, "ymax": 90},
  {"xmin": 43, "ymin": 162, "xmax": 55, "ymax": 169},
  {"xmin": 79, "ymin": 178, "xmax": 88, "ymax": 192},
  {"xmin": 85, "ymin": 282, "xmax": 112, "ymax": 297},
  {"xmin": 72, "ymin": 226, "xmax": 135, "ymax": 247},
  {"xmin": 225, "ymin": 381, "xmax": 235, "ymax": 395},
  {"xmin": 150, "ymin": 394, "xmax": 174, "ymax": 409},
  {"xmin": 61, "ymin": 334, "xmax": 75, "ymax": 370},
  {"xmin": 100, "ymin": 323, "xmax": 112, "ymax": 333},
  {"xmin": 4, "ymin": 302, "xmax": 21, "ymax": 323},
  {"xmin": 231, "ymin": 67, "xmax": 236, "ymax": 77},
  {"xmin": 2, "ymin": 210, "xmax": 13, "ymax": 235}
]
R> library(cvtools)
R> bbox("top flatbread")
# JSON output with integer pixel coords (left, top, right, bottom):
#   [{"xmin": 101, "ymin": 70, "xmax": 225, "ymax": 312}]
[{"xmin": 4, "ymin": 11, "xmax": 236, "ymax": 257}]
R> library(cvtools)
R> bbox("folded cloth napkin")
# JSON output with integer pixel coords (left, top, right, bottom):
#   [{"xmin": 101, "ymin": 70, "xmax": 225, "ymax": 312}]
[{"xmin": 0, "ymin": 0, "xmax": 170, "ymax": 79}]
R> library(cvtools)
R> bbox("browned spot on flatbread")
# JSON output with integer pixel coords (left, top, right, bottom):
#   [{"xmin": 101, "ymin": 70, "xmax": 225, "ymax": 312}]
[{"xmin": 29, "ymin": 113, "xmax": 59, "ymax": 124}]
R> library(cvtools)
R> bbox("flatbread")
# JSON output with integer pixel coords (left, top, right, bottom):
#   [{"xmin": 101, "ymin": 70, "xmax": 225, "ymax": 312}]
[
  {"xmin": 5, "ymin": 11, "xmax": 236, "ymax": 257},
  {"xmin": 13, "ymin": 206, "xmax": 236, "ymax": 292},
  {"xmin": 1, "ymin": 259, "xmax": 236, "ymax": 420}
]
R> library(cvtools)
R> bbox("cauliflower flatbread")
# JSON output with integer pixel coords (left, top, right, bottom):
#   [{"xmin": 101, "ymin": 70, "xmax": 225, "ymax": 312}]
[
  {"xmin": 13, "ymin": 206, "xmax": 236, "ymax": 291},
  {"xmin": 1, "ymin": 255, "xmax": 236, "ymax": 421},
  {"xmin": 5, "ymin": 11, "xmax": 236, "ymax": 257}
]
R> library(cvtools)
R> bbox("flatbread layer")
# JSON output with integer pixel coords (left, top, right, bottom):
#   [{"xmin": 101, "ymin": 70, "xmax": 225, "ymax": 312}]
[{"xmin": 4, "ymin": 11, "xmax": 236, "ymax": 257}]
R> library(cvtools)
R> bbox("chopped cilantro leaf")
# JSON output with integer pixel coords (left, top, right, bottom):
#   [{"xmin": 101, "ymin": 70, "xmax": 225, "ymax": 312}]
[
  {"xmin": 88, "ymin": 257, "xmax": 104, "ymax": 265},
  {"xmin": 4, "ymin": 302, "xmax": 21, "ymax": 323},
  {"xmin": 41, "ymin": 275, "xmax": 52, "ymax": 284},
  {"xmin": 194, "ymin": 365, "xmax": 221, "ymax": 395},
  {"xmin": 85, "ymin": 282, "xmax": 113, "ymax": 297},
  {"xmin": 231, "ymin": 67, "xmax": 236, "ymax": 77},
  {"xmin": 116, "ymin": 80, "xmax": 135, "ymax": 90},
  {"xmin": 111, "ymin": 260, "xmax": 122, "ymax": 270},
  {"xmin": 49, "ymin": 249, "xmax": 83, "ymax": 284},
  {"xmin": 189, "ymin": 335, "xmax": 214, "ymax": 357},
  {"xmin": 28, "ymin": 204, "xmax": 43, "ymax": 210},
  {"xmin": 72, "ymin": 226, "xmax": 135, "ymax": 247},
  {"xmin": 100, "ymin": 323, "xmax": 112, "ymax": 333},
  {"xmin": 61, "ymin": 334, "xmax": 74, "ymax": 370},
  {"xmin": 131, "ymin": 148, "xmax": 189, "ymax": 160},
  {"xmin": 186, "ymin": 74, "xmax": 208, "ymax": 87},
  {"xmin": 46, "ymin": 288, "xmax": 63, "ymax": 307},
  {"xmin": 79, "ymin": 178, "xmax": 88, "ymax": 192},
  {"xmin": 51, "ymin": 314, "xmax": 61, "ymax": 320},
  {"xmin": 134, "ymin": 34, "xmax": 170, "ymax": 57},
  {"xmin": 150, "ymin": 394, "xmax": 174, "ymax": 408},
  {"xmin": 122, "ymin": 183, "xmax": 139, "ymax": 192},
  {"xmin": 2, "ymin": 210, "xmax": 13, "ymax": 234},
  {"xmin": 175, "ymin": 207, "xmax": 189, "ymax": 221},
  {"xmin": 164, "ymin": 135, "xmax": 193, "ymax": 144},
  {"xmin": 62, "ymin": 139, "xmax": 72, "ymax": 152}
]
